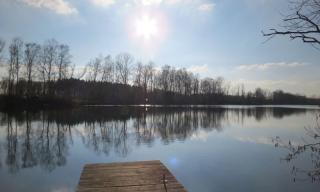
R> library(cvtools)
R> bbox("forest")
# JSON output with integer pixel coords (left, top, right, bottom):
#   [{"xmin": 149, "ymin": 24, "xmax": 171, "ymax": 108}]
[{"xmin": 0, "ymin": 37, "xmax": 319, "ymax": 110}]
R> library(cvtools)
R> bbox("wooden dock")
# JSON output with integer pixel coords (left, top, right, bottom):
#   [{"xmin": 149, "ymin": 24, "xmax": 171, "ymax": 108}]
[{"xmin": 77, "ymin": 160, "xmax": 187, "ymax": 192}]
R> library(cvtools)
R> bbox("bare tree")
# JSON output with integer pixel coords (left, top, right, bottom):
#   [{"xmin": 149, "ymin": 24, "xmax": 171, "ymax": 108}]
[
  {"xmin": 68, "ymin": 63, "xmax": 76, "ymax": 79},
  {"xmin": 215, "ymin": 77, "xmax": 225, "ymax": 95},
  {"xmin": 191, "ymin": 74, "xmax": 200, "ymax": 95},
  {"xmin": 182, "ymin": 69, "xmax": 192, "ymax": 96},
  {"xmin": 134, "ymin": 62, "xmax": 143, "ymax": 87},
  {"xmin": 101, "ymin": 55, "xmax": 114, "ymax": 83},
  {"xmin": 87, "ymin": 56, "xmax": 102, "ymax": 82},
  {"xmin": 168, "ymin": 67, "xmax": 176, "ymax": 92},
  {"xmin": 115, "ymin": 53, "xmax": 133, "ymax": 85},
  {"xmin": 37, "ymin": 46, "xmax": 46, "ymax": 93},
  {"xmin": 75, "ymin": 65, "xmax": 87, "ymax": 80},
  {"xmin": 147, "ymin": 62, "xmax": 156, "ymax": 92},
  {"xmin": 142, "ymin": 62, "xmax": 154, "ymax": 92},
  {"xmin": 24, "ymin": 43, "xmax": 40, "ymax": 96},
  {"xmin": 56, "ymin": 44, "xmax": 71, "ymax": 80},
  {"xmin": 9, "ymin": 38, "xmax": 24, "ymax": 94},
  {"xmin": 0, "ymin": 39, "xmax": 6, "ymax": 94},
  {"xmin": 44, "ymin": 39, "xmax": 58, "ymax": 82},
  {"xmin": 158, "ymin": 65, "xmax": 171, "ymax": 92},
  {"xmin": 0, "ymin": 39, "xmax": 5, "ymax": 62},
  {"xmin": 38, "ymin": 39, "xmax": 58, "ymax": 95},
  {"xmin": 200, "ymin": 78, "xmax": 212, "ymax": 94},
  {"xmin": 263, "ymin": 0, "xmax": 320, "ymax": 48}
]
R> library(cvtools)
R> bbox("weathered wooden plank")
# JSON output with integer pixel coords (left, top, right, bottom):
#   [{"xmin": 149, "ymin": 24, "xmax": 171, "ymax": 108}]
[
  {"xmin": 77, "ymin": 183, "xmax": 185, "ymax": 192},
  {"xmin": 84, "ymin": 160, "xmax": 161, "ymax": 168},
  {"xmin": 77, "ymin": 160, "xmax": 187, "ymax": 192}
]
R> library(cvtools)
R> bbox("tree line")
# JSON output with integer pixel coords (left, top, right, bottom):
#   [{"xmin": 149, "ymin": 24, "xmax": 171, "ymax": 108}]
[{"xmin": 0, "ymin": 37, "xmax": 319, "ymax": 109}]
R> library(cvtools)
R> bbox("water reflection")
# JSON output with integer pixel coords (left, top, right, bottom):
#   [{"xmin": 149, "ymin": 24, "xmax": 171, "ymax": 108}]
[
  {"xmin": 0, "ymin": 106, "xmax": 310, "ymax": 174},
  {"xmin": 2, "ymin": 112, "xmax": 71, "ymax": 173}
]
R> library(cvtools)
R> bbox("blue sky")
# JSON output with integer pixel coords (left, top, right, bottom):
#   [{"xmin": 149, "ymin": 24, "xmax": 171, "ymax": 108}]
[{"xmin": 0, "ymin": 0, "xmax": 319, "ymax": 96}]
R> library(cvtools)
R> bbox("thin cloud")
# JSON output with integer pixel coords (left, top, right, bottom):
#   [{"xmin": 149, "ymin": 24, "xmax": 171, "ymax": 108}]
[
  {"xmin": 90, "ymin": 0, "xmax": 116, "ymax": 7},
  {"xmin": 236, "ymin": 62, "xmax": 308, "ymax": 71},
  {"xmin": 133, "ymin": 0, "xmax": 183, "ymax": 6},
  {"xmin": 198, "ymin": 3, "xmax": 215, "ymax": 12},
  {"xmin": 187, "ymin": 64, "xmax": 209, "ymax": 74},
  {"xmin": 164, "ymin": 0, "xmax": 182, "ymax": 5},
  {"xmin": 137, "ymin": 0, "xmax": 163, "ymax": 6},
  {"xmin": 88, "ymin": 0, "xmax": 214, "ymax": 12},
  {"xmin": 20, "ymin": 0, "xmax": 78, "ymax": 15},
  {"xmin": 231, "ymin": 79, "xmax": 320, "ymax": 96}
]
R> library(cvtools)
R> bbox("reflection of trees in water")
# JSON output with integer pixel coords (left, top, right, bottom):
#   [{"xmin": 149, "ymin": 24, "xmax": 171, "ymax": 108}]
[
  {"xmin": 0, "ymin": 106, "xmax": 308, "ymax": 173},
  {"xmin": 273, "ymin": 114, "xmax": 320, "ymax": 182},
  {"xmin": 134, "ymin": 113, "xmax": 156, "ymax": 146},
  {"xmin": 2, "ymin": 112, "xmax": 70, "ymax": 173},
  {"xmin": 21, "ymin": 112, "xmax": 37, "ymax": 169},
  {"xmin": 80, "ymin": 120, "xmax": 131, "ymax": 157},
  {"xmin": 6, "ymin": 116, "xmax": 19, "ymax": 173},
  {"xmin": 35, "ymin": 112, "xmax": 70, "ymax": 172}
]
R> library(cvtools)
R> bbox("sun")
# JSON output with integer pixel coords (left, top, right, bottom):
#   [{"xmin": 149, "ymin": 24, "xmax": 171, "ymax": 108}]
[{"xmin": 135, "ymin": 15, "xmax": 158, "ymax": 40}]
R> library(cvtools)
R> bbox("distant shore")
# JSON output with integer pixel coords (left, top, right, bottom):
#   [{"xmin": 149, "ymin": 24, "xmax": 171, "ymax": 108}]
[{"xmin": 0, "ymin": 95, "xmax": 74, "ymax": 111}]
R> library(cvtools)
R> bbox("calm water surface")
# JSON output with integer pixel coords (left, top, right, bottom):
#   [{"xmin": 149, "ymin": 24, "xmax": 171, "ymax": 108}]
[{"xmin": 0, "ymin": 106, "xmax": 319, "ymax": 192}]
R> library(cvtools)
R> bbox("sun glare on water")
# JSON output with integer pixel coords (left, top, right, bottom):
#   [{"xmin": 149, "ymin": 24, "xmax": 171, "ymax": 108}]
[{"xmin": 135, "ymin": 15, "xmax": 158, "ymax": 41}]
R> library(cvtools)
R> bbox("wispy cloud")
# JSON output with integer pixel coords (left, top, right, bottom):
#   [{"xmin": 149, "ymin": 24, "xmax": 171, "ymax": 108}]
[
  {"xmin": 136, "ymin": 0, "xmax": 163, "ymax": 6},
  {"xmin": 198, "ymin": 3, "xmax": 215, "ymax": 12},
  {"xmin": 236, "ymin": 62, "xmax": 308, "ymax": 71},
  {"xmin": 20, "ymin": 0, "xmax": 78, "ymax": 15},
  {"xmin": 91, "ymin": 0, "xmax": 214, "ymax": 12},
  {"xmin": 90, "ymin": 0, "xmax": 116, "ymax": 7},
  {"xmin": 164, "ymin": 0, "xmax": 182, "ymax": 5},
  {"xmin": 133, "ymin": 0, "xmax": 183, "ymax": 6},
  {"xmin": 187, "ymin": 64, "xmax": 209, "ymax": 74},
  {"xmin": 231, "ymin": 79, "xmax": 320, "ymax": 96}
]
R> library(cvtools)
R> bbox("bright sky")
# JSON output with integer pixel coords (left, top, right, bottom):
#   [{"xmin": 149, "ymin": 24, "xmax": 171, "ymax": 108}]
[{"xmin": 0, "ymin": 0, "xmax": 319, "ymax": 96}]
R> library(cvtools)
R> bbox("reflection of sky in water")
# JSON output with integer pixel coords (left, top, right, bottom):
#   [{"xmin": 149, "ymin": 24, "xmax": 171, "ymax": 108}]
[{"xmin": 0, "ymin": 106, "xmax": 319, "ymax": 192}]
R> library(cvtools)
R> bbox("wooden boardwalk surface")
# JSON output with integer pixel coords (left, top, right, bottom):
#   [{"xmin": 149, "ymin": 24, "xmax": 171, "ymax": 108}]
[{"xmin": 77, "ymin": 160, "xmax": 187, "ymax": 192}]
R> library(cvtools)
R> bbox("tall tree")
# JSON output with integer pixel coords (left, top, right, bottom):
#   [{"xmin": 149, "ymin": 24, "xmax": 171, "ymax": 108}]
[
  {"xmin": 134, "ymin": 62, "xmax": 143, "ymax": 87},
  {"xmin": 101, "ymin": 55, "xmax": 114, "ymax": 83},
  {"xmin": 263, "ymin": 0, "xmax": 320, "ymax": 48},
  {"xmin": 142, "ymin": 62, "xmax": 154, "ymax": 93},
  {"xmin": 0, "ymin": 39, "xmax": 5, "ymax": 62},
  {"xmin": 191, "ymin": 74, "xmax": 199, "ymax": 95},
  {"xmin": 87, "ymin": 56, "xmax": 102, "ymax": 82},
  {"xmin": 9, "ymin": 38, "xmax": 23, "ymax": 95},
  {"xmin": 24, "ymin": 43, "xmax": 40, "ymax": 96},
  {"xmin": 56, "ymin": 44, "xmax": 71, "ymax": 80},
  {"xmin": 39, "ymin": 39, "xmax": 58, "ymax": 95},
  {"xmin": 158, "ymin": 65, "xmax": 171, "ymax": 92},
  {"xmin": 115, "ymin": 53, "xmax": 133, "ymax": 85}
]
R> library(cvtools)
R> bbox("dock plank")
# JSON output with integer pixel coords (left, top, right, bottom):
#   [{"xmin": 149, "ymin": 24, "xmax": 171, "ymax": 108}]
[{"xmin": 77, "ymin": 160, "xmax": 187, "ymax": 192}]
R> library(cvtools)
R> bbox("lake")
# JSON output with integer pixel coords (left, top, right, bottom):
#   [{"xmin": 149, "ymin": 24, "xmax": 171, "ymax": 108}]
[{"xmin": 0, "ymin": 106, "xmax": 319, "ymax": 192}]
